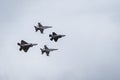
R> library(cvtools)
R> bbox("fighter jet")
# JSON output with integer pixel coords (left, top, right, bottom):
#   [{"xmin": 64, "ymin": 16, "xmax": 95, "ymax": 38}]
[
  {"xmin": 17, "ymin": 40, "xmax": 38, "ymax": 52},
  {"xmin": 49, "ymin": 32, "xmax": 66, "ymax": 42},
  {"xmin": 40, "ymin": 45, "xmax": 58, "ymax": 56},
  {"xmin": 34, "ymin": 22, "xmax": 52, "ymax": 34}
]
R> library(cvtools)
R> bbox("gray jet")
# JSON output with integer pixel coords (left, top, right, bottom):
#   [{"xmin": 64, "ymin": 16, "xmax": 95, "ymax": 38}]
[
  {"xmin": 17, "ymin": 40, "xmax": 38, "ymax": 52},
  {"xmin": 34, "ymin": 22, "xmax": 52, "ymax": 34},
  {"xmin": 49, "ymin": 32, "xmax": 66, "ymax": 42},
  {"xmin": 40, "ymin": 45, "xmax": 58, "ymax": 56}
]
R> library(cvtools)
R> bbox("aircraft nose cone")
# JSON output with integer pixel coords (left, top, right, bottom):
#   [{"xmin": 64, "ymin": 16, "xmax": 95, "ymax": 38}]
[
  {"xmin": 33, "ymin": 44, "xmax": 38, "ymax": 46},
  {"xmin": 62, "ymin": 35, "xmax": 66, "ymax": 37}
]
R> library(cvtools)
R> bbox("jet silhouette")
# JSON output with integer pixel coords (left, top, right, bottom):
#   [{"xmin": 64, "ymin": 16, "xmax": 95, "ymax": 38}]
[
  {"xmin": 17, "ymin": 40, "xmax": 37, "ymax": 52},
  {"xmin": 34, "ymin": 22, "xmax": 52, "ymax": 34},
  {"xmin": 40, "ymin": 45, "xmax": 58, "ymax": 56},
  {"xmin": 49, "ymin": 32, "xmax": 66, "ymax": 42}
]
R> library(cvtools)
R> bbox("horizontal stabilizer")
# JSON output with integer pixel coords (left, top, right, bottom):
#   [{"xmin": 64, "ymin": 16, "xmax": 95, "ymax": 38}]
[
  {"xmin": 17, "ymin": 43, "xmax": 20, "ymax": 46},
  {"xmin": 19, "ymin": 47, "xmax": 22, "ymax": 51},
  {"xmin": 34, "ymin": 26, "xmax": 38, "ymax": 32},
  {"xmin": 50, "ymin": 37, "xmax": 53, "ymax": 41},
  {"xmin": 40, "ymin": 48, "xmax": 45, "ymax": 54}
]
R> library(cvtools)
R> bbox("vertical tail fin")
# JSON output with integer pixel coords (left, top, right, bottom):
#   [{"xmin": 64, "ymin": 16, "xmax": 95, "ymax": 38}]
[
  {"xmin": 40, "ymin": 48, "xmax": 45, "ymax": 54},
  {"xmin": 34, "ymin": 26, "xmax": 38, "ymax": 32}
]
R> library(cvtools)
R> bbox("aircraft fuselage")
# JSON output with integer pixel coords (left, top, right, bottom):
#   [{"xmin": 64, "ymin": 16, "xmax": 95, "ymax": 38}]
[
  {"xmin": 51, "ymin": 35, "xmax": 66, "ymax": 38},
  {"xmin": 19, "ymin": 43, "xmax": 37, "ymax": 47},
  {"xmin": 37, "ymin": 26, "xmax": 52, "ymax": 29}
]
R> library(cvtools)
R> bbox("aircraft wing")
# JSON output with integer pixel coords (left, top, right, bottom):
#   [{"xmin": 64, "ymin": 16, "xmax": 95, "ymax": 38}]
[
  {"xmin": 40, "ymin": 29, "xmax": 44, "ymax": 33},
  {"xmin": 38, "ymin": 23, "xmax": 42, "ymax": 27},
  {"xmin": 52, "ymin": 32, "xmax": 57, "ymax": 35},
  {"xmin": 46, "ymin": 51, "xmax": 50, "ymax": 56},
  {"xmin": 54, "ymin": 37, "xmax": 59, "ymax": 42},
  {"xmin": 44, "ymin": 45, "xmax": 48, "ymax": 49},
  {"xmin": 21, "ymin": 40, "xmax": 28, "ymax": 44},
  {"xmin": 23, "ymin": 46, "xmax": 30, "ymax": 52}
]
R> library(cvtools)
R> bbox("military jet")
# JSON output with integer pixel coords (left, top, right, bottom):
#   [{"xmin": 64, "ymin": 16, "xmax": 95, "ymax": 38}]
[
  {"xmin": 17, "ymin": 40, "xmax": 38, "ymax": 52},
  {"xmin": 34, "ymin": 22, "xmax": 52, "ymax": 34},
  {"xmin": 49, "ymin": 32, "xmax": 66, "ymax": 42},
  {"xmin": 40, "ymin": 45, "xmax": 58, "ymax": 56}
]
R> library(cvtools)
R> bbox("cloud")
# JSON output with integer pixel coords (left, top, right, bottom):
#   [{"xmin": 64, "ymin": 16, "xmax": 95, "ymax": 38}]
[{"xmin": 0, "ymin": 0, "xmax": 120, "ymax": 80}]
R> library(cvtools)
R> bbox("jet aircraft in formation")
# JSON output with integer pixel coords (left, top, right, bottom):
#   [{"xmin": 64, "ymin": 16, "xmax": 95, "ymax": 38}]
[
  {"xmin": 34, "ymin": 22, "xmax": 52, "ymax": 34},
  {"xmin": 49, "ymin": 32, "xmax": 66, "ymax": 42},
  {"xmin": 40, "ymin": 45, "xmax": 58, "ymax": 56},
  {"xmin": 17, "ymin": 40, "xmax": 37, "ymax": 52},
  {"xmin": 17, "ymin": 22, "xmax": 65, "ymax": 56}
]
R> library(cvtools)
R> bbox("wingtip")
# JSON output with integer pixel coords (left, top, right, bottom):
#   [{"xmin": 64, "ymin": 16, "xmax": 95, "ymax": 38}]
[{"xmin": 54, "ymin": 40, "xmax": 58, "ymax": 42}]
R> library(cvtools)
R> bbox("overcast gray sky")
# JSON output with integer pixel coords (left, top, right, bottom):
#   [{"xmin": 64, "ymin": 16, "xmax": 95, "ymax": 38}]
[{"xmin": 0, "ymin": 0, "xmax": 120, "ymax": 80}]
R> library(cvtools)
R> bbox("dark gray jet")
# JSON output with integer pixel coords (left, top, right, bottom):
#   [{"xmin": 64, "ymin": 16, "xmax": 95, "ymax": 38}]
[
  {"xmin": 40, "ymin": 45, "xmax": 58, "ymax": 56},
  {"xmin": 34, "ymin": 22, "xmax": 52, "ymax": 34},
  {"xmin": 17, "ymin": 40, "xmax": 37, "ymax": 52},
  {"xmin": 49, "ymin": 32, "xmax": 66, "ymax": 42}
]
